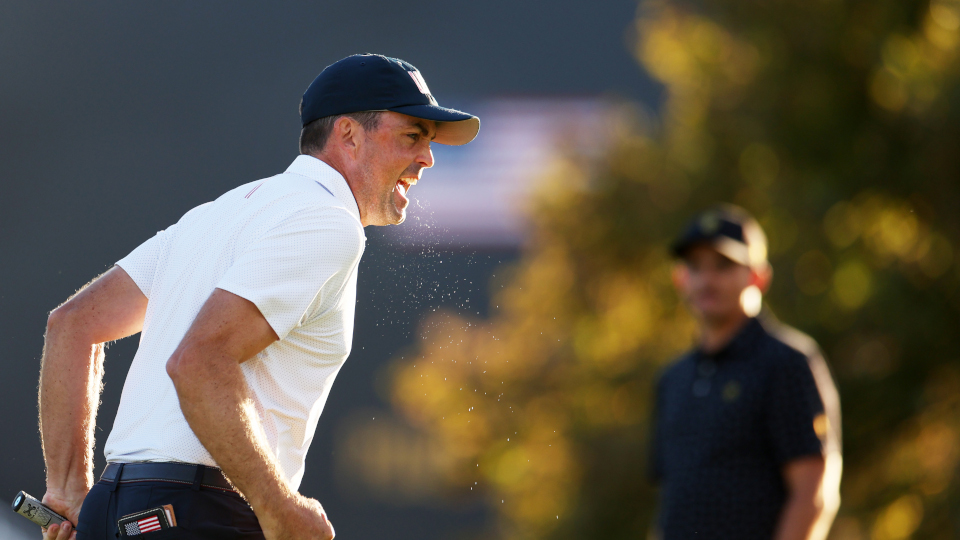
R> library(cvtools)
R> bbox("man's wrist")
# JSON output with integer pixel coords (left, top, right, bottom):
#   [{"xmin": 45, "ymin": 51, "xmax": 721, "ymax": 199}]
[
  {"xmin": 250, "ymin": 502, "xmax": 287, "ymax": 532},
  {"xmin": 46, "ymin": 475, "xmax": 92, "ymax": 499},
  {"xmin": 248, "ymin": 489, "xmax": 302, "ymax": 530}
]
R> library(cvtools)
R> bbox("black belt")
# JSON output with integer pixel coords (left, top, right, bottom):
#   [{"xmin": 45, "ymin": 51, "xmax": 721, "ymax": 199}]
[{"xmin": 101, "ymin": 462, "xmax": 236, "ymax": 492}]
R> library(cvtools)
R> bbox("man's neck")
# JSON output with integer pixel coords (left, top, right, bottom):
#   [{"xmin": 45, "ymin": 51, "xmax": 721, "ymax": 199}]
[
  {"xmin": 310, "ymin": 152, "xmax": 368, "ymax": 226},
  {"xmin": 311, "ymin": 152, "xmax": 349, "ymax": 188},
  {"xmin": 699, "ymin": 311, "xmax": 750, "ymax": 355}
]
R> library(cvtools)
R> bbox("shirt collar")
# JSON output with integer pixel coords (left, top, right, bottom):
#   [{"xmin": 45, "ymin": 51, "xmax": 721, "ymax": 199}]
[
  {"xmin": 698, "ymin": 317, "xmax": 765, "ymax": 361},
  {"xmin": 285, "ymin": 155, "xmax": 362, "ymax": 223}
]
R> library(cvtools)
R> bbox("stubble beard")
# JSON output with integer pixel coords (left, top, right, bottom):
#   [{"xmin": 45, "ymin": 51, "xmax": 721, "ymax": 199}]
[
  {"xmin": 356, "ymin": 161, "xmax": 406, "ymax": 226},
  {"xmin": 384, "ymin": 177, "xmax": 406, "ymax": 225},
  {"xmin": 696, "ymin": 296, "xmax": 746, "ymax": 327}
]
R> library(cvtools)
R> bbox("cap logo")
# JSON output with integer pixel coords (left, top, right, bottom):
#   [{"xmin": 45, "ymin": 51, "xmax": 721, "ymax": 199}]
[
  {"xmin": 407, "ymin": 70, "xmax": 438, "ymax": 105},
  {"xmin": 700, "ymin": 212, "xmax": 721, "ymax": 234}
]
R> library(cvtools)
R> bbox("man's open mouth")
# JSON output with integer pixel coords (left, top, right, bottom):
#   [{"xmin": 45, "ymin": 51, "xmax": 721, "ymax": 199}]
[{"xmin": 396, "ymin": 177, "xmax": 417, "ymax": 197}]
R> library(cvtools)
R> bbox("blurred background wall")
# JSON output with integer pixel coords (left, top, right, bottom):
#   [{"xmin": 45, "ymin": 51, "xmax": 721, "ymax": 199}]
[{"xmin": 4, "ymin": 1, "xmax": 960, "ymax": 539}]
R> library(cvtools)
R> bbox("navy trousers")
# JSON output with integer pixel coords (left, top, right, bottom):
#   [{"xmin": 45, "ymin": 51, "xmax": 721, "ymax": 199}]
[{"xmin": 76, "ymin": 478, "xmax": 265, "ymax": 539}]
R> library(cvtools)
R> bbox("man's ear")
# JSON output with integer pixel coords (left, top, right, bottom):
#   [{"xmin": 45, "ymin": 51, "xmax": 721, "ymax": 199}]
[
  {"xmin": 334, "ymin": 116, "xmax": 363, "ymax": 158},
  {"xmin": 672, "ymin": 263, "xmax": 689, "ymax": 292},
  {"xmin": 751, "ymin": 263, "xmax": 773, "ymax": 294}
]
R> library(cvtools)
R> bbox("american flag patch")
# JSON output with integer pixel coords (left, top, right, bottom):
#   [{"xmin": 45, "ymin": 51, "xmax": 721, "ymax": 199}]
[
  {"xmin": 118, "ymin": 507, "xmax": 170, "ymax": 536},
  {"xmin": 125, "ymin": 514, "xmax": 161, "ymax": 534}
]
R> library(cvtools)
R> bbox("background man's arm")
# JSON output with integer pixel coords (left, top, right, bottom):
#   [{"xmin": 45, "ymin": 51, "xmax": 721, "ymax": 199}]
[
  {"xmin": 166, "ymin": 288, "xmax": 334, "ymax": 540},
  {"xmin": 39, "ymin": 267, "xmax": 148, "ymax": 528},
  {"xmin": 774, "ymin": 455, "xmax": 836, "ymax": 540}
]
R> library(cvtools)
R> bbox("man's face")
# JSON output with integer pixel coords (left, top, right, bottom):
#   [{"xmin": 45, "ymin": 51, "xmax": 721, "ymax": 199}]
[
  {"xmin": 675, "ymin": 244, "xmax": 754, "ymax": 324},
  {"xmin": 353, "ymin": 112, "xmax": 436, "ymax": 226}
]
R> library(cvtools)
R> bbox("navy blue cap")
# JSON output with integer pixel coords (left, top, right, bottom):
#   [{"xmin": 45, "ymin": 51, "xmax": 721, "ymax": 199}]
[
  {"xmin": 300, "ymin": 54, "xmax": 480, "ymax": 146},
  {"xmin": 671, "ymin": 204, "xmax": 769, "ymax": 268}
]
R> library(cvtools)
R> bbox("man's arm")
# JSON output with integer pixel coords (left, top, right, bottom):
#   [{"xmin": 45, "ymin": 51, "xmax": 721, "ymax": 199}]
[
  {"xmin": 39, "ymin": 267, "xmax": 148, "ymax": 530},
  {"xmin": 774, "ymin": 455, "xmax": 837, "ymax": 540},
  {"xmin": 647, "ymin": 375, "xmax": 666, "ymax": 540},
  {"xmin": 165, "ymin": 288, "xmax": 334, "ymax": 540}
]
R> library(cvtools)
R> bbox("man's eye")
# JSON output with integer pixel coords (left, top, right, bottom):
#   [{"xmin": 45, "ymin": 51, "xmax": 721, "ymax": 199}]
[{"xmin": 408, "ymin": 133, "xmax": 420, "ymax": 141}]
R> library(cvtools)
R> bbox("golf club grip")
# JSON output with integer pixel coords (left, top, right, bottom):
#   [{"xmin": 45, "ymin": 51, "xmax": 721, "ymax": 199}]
[{"xmin": 11, "ymin": 491, "xmax": 68, "ymax": 527}]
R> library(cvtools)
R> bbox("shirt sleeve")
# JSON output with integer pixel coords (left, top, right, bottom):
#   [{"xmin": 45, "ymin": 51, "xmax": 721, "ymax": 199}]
[
  {"xmin": 116, "ymin": 230, "xmax": 167, "ymax": 298},
  {"xmin": 116, "ymin": 202, "xmax": 212, "ymax": 298},
  {"xmin": 216, "ymin": 208, "xmax": 365, "ymax": 340},
  {"xmin": 765, "ymin": 352, "xmax": 827, "ymax": 464}
]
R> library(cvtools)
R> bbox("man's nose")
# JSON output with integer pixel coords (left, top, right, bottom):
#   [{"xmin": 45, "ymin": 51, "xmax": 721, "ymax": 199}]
[{"xmin": 419, "ymin": 144, "xmax": 435, "ymax": 169}]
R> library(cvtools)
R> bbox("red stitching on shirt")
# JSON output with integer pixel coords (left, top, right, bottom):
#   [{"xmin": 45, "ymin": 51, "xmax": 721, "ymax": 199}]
[{"xmin": 244, "ymin": 183, "xmax": 264, "ymax": 199}]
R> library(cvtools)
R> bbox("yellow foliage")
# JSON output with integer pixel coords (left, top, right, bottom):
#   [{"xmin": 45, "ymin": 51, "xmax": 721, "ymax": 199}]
[
  {"xmin": 872, "ymin": 495, "xmax": 924, "ymax": 540},
  {"xmin": 389, "ymin": 0, "xmax": 960, "ymax": 537}
]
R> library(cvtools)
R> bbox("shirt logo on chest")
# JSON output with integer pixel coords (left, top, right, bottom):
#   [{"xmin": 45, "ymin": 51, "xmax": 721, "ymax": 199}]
[{"xmin": 722, "ymin": 380, "xmax": 741, "ymax": 402}]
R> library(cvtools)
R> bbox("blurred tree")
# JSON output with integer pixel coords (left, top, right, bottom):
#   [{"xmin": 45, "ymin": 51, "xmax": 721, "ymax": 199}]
[{"xmin": 390, "ymin": 0, "xmax": 960, "ymax": 538}]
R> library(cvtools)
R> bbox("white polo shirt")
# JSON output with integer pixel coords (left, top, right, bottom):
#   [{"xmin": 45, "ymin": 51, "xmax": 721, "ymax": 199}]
[{"xmin": 104, "ymin": 155, "xmax": 366, "ymax": 490}]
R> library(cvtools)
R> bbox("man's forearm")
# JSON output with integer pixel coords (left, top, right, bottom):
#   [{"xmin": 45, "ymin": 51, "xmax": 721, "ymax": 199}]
[
  {"xmin": 168, "ymin": 347, "xmax": 294, "ymax": 520},
  {"xmin": 774, "ymin": 495, "xmax": 822, "ymax": 540},
  {"xmin": 39, "ymin": 312, "xmax": 105, "ymax": 497},
  {"xmin": 776, "ymin": 455, "xmax": 834, "ymax": 540}
]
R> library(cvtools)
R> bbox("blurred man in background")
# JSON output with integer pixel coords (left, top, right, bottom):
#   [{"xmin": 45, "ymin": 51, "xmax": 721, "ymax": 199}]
[{"xmin": 649, "ymin": 205, "xmax": 842, "ymax": 540}]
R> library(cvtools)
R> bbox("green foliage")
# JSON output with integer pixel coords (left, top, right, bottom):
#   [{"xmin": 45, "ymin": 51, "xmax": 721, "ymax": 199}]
[{"xmin": 390, "ymin": 0, "xmax": 960, "ymax": 538}]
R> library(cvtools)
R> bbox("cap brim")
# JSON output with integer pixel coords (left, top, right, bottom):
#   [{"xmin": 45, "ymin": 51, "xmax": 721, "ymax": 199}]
[
  {"xmin": 672, "ymin": 237, "xmax": 753, "ymax": 268},
  {"xmin": 712, "ymin": 237, "xmax": 752, "ymax": 267},
  {"xmin": 388, "ymin": 104, "xmax": 480, "ymax": 146}
]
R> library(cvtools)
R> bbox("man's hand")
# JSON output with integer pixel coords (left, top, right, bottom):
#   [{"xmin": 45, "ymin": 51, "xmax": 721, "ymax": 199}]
[
  {"xmin": 41, "ymin": 521, "xmax": 74, "ymax": 540},
  {"xmin": 41, "ymin": 490, "xmax": 84, "ymax": 524},
  {"xmin": 39, "ymin": 488, "xmax": 85, "ymax": 540},
  {"xmin": 258, "ymin": 494, "xmax": 335, "ymax": 540}
]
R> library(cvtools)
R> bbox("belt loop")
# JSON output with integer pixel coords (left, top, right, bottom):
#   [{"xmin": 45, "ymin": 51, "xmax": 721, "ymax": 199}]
[
  {"xmin": 192, "ymin": 465, "xmax": 204, "ymax": 491},
  {"xmin": 109, "ymin": 463, "xmax": 124, "ymax": 492}
]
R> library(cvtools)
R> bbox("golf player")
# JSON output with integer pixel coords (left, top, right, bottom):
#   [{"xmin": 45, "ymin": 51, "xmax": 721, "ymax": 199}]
[
  {"xmin": 650, "ymin": 205, "xmax": 842, "ymax": 540},
  {"xmin": 38, "ymin": 54, "xmax": 479, "ymax": 540}
]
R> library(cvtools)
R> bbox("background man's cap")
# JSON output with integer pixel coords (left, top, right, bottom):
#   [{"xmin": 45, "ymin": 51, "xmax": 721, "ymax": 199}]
[
  {"xmin": 671, "ymin": 204, "xmax": 769, "ymax": 269},
  {"xmin": 300, "ymin": 54, "xmax": 480, "ymax": 146}
]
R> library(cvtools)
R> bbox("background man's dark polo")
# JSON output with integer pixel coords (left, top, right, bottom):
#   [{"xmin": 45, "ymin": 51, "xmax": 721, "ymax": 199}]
[{"xmin": 650, "ymin": 316, "xmax": 841, "ymax": 539}]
